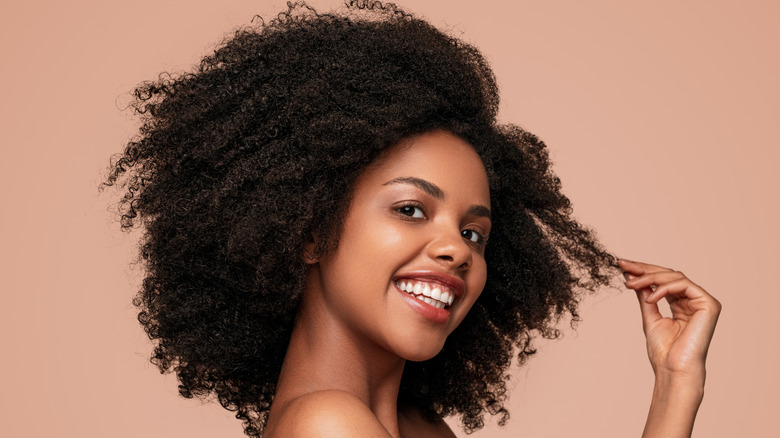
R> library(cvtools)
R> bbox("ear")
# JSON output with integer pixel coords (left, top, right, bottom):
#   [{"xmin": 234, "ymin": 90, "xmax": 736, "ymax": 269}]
[{"xmin": 302, "ymin": 240, "xmax": 318, "ymax": 265}]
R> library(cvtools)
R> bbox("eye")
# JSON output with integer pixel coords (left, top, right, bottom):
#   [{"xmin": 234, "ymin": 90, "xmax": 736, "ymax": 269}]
[
  {"xmin": 461, "ymin": 229, "xmax": 486, "ymax": 246},
  {"xmin": 397, "ymin": 204, "xmax": 426, "ymax": 219}
]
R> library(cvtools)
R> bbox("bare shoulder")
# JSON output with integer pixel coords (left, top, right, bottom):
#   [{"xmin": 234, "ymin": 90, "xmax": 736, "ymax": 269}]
[{"xmin": 266, "ymin": 390, "xmax": 392, "ymax": 438}]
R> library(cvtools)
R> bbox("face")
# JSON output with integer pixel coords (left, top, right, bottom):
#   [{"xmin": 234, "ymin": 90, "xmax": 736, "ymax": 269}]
[{"xmin": 305, "ymin": 130, "xmax": 491, "ymax": 361}]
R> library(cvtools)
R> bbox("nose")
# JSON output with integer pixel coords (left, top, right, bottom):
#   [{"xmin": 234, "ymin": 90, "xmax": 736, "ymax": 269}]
[{"xmin": 426, "ymin": 228, "xmax": 472, "ymax": 271}]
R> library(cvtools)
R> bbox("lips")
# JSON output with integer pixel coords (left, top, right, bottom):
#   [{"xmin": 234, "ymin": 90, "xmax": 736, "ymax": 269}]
[
  {"xmin": 395, "ymin": 280, "xmax": 454, "ymax": 308},
  {"xmin": 393, "ymin": 271, "xmax": 465, "ymax": 310}
]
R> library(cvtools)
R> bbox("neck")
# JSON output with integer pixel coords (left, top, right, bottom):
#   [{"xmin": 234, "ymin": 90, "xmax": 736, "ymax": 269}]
[{"xmin": 273, "ymin": 276, "xmax": 407, "ymax": 437}]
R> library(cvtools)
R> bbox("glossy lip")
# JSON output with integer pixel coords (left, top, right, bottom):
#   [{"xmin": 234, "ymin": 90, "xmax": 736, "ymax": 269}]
[
  {"xmin": 395, "ymin": 286, "xmax": 451, "ymax": 324},
  {"xmin": 392, "ymin": 271, "xmax": 466, "ymax": 324}
]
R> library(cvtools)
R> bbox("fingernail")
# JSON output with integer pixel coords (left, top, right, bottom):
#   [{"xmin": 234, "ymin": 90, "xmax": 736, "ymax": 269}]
[
  {"xmin": 645, "ymin": 290, "xmax": 657, "ymax": 303},
  {"xmin": 622, "ymin": 272, "xmax": 634, "ymax": 281}
]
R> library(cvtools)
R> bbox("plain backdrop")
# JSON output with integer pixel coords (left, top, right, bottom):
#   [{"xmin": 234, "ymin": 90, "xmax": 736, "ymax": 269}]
[{"xmin": 1, "ymin": 0, "xmax": 778, "ymax": 436}]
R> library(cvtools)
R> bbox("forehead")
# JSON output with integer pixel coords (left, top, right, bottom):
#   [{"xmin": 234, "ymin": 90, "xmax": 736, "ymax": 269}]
[{"xmin": 357, "ymin": 130, "xmax": 491, "ymax": 205}]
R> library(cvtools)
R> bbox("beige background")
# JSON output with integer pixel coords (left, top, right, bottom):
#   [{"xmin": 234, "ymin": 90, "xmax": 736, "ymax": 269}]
[{"xmin": 1, "ymin": 0, "xmax": 777, "ymax": 436}]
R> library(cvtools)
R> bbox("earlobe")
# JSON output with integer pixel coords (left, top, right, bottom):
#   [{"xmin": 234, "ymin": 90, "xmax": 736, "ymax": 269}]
[{"xmin": 302, "ymin": 241, "xmax": 318, "ymax": 264}]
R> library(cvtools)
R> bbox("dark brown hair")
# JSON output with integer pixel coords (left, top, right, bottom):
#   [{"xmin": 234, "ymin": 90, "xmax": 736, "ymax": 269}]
[{"xmin": 105, "ymin": 1, "xmax": 616, "ymax": 435}]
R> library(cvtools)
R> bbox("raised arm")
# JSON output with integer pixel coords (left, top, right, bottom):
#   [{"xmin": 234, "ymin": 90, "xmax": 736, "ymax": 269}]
[{"xmin": 618, "ymin": 259, "xmax": 721, "ymax": 438}]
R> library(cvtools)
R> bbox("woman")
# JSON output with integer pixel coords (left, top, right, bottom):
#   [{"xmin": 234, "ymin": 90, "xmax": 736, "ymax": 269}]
[{"xmin": 105, "ymin": 2, "xmax": 720, "ymax": 436}]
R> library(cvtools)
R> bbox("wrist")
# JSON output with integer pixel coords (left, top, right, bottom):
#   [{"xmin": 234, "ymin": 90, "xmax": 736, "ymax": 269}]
[
  {"xmin": 653, "ymin": 368, "xmax": 706, "ymax": 402},
  {"xmin": 642, "ymin": 370, "xmax": 706, "ymax": 438},
  {"xmin": 651, "ymin": 376, "xmax": 704, "ymax": 412}
]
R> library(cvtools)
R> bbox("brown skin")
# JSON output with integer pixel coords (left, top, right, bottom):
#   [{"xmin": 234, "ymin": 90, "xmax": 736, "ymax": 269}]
[
  {"xmin": 266, "ymin": 130, "xmax": 490, "ymax": 437},
  {"xmin": 264, "ymin": 131, "xmax": 721, "ymax": 437},
  {"xmin": 620, "ymin": 259, "xmax": 721, "ymax": 437}
]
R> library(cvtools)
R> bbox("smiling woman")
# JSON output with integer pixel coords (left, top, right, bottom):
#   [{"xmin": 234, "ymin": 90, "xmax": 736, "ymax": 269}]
[
  {"xmin": 293, "ymin": 131, "xmax": 491, "ymax": 364},
  {"xmin": 104, "ymin": 1, "xmax": 720, "ymax": 437}
]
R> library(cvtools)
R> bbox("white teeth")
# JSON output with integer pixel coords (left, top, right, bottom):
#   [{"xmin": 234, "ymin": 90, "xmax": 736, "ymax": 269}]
[{"xmin": 396, "ymin": 280, "xmax": 456, "ymax": 308}]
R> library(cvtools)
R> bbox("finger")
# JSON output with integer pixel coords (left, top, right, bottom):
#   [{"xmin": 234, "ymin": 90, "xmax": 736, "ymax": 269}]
[
  {"xmin": 647, "ymin": 280, "xmax": 722, "ymax": 356},
  {"xmin": 617, "ymin": 259, "xmax": 645, "ymax": 276},
  {"xmin": 625, "ymin": 270, "xmax": 686, "ymax": 290},
  {"xmin": 645, "ymin": 277, "xmax": 712, "ymax": 307},
  {"xmin": 618, "ymin": 259, "xmax": 673, "ymax": 276},
  {"xmin": 635, "ymin": 287, "xmax": 663, "ymax": 331}
]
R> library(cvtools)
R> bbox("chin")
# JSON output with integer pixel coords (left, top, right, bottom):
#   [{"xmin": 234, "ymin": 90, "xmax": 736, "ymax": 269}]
[{"xmin": 395, "ymin": 338, "xmax": 447, "ymax": 362}]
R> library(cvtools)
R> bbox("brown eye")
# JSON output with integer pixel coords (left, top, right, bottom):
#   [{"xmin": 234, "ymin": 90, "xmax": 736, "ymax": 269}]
[
  {"xmin": 397, "ymin": 205, "xmax": 425, "ymax": 218},
  {"xmin": 461, "ymin": 229, "xmax": 485, "ymax": 245}
]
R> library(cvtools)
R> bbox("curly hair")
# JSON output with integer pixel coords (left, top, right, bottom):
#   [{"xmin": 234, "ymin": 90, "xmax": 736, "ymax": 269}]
[{"xmin": 104, "ymin": 1, "xmax": 617, "ymax": 436}]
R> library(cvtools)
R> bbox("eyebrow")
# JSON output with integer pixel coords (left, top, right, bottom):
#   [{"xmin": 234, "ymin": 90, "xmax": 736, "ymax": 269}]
[
  {"xmin": 467, "ymin": 205, "xmax": 492, "ymax": 220},
  {"xmin": 383, "ymin": 176, "xmax": 492, "ymax": 220},
  {"xmin": 384, "ymin": 176, "xmax": 444, "ymax": 199}
]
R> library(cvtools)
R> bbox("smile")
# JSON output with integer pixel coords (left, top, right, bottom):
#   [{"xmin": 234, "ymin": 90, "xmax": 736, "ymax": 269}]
[{"xmin": 394, "ymin": 280, "xmax": 454, "ymax": 309}]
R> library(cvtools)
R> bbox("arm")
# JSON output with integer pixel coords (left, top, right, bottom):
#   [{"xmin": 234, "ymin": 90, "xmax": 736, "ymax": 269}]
[{"xmin": 618, "ymin": 259, "xmax": 721, "ymax": 438}]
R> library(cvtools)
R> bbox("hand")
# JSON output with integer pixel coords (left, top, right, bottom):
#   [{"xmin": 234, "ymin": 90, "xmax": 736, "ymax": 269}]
[{"xmin": 618, "ymin": 259, "xmax": 721, "ymax": 382}]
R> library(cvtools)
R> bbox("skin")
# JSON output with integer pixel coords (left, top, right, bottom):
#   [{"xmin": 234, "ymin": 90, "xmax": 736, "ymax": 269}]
[
  {"xmin": 264, "ymin": 130, "xmax": 721, "ymax": 437},
  {"xmin": 620, "ymin": 259, "xmax": 721, "ymax": 437},
  {"xmin": 266, "ymin": 130, "xmax": 489, "ymax": 437}
]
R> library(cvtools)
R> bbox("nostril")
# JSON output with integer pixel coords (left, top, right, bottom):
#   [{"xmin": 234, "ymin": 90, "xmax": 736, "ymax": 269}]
[{"xmin": 438, "ymin": 255, "xmax": 454, "ymax": 262}]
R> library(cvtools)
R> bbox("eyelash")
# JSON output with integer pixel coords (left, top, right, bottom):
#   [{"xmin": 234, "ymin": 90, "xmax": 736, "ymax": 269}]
[
  {"xmin": 396, "ymin": 203, "xmax": 426, "ymax": 219},
  {"xmin": 394, "ymin": 202, "xmax": 488, "ymax": 248},
  {"xmin": 461, "ymin": 229, "xmax": 488, "ymax": 247}
]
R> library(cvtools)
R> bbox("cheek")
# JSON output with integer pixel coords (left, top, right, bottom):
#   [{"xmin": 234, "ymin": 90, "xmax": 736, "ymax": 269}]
[
  {"xmin": 339, "ymin": 214, "xmax": 420, "ymax": 265},
  {"xmin": 319, "ymin": 219, "xmax": 410, "ymax": 292},
  {"xmin": 465, "ymin": 258, "xmax": 488, "ymax": 307},
  {"xmin": 339, "ymin": 227, "xmax": 399, "ymax": 268}
]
